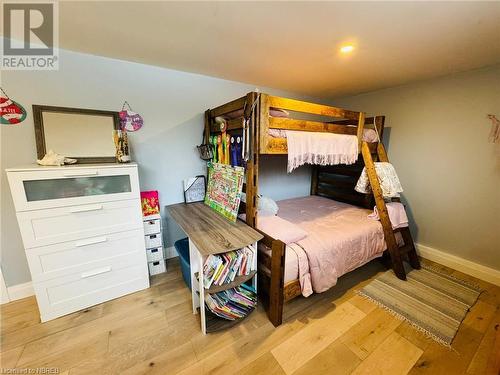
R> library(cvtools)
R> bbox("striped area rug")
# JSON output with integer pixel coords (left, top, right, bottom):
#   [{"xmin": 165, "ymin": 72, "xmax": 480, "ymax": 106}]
[{"xmin": 359, "ymin": 265, "xmax": 481, "ymax": 346}]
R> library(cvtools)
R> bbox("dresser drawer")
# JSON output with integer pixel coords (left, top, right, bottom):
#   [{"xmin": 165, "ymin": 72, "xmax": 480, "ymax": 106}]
[
  {"xmin": 7, "ymin": 165, "xmax": 140, "ymax": 212},
  {"xmin": 34, "ymin": 262, "xmax": 149, "ymax": 322},
  {"xmin": 26, "ymin": 229, "xmax": 146, "ymax": 282},
  {"xmin": 17, "ymin": 199, "xmax": 143, "ymax": 248}
]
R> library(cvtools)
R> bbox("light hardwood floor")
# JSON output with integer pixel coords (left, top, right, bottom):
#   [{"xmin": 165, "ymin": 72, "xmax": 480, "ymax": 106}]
[{"xmin": 1, "ymin": 258, "xmax": 499, "ymax": 375}]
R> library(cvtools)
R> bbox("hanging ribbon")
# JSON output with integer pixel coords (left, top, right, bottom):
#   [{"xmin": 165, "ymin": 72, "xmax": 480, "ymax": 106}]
[
  {"xmin": 487, "ymin": 114, "xmax": 499, "ymax": 144},
  {"xmin": 241, "ymin": 93, "xmax": 260, "ymax": 163}
]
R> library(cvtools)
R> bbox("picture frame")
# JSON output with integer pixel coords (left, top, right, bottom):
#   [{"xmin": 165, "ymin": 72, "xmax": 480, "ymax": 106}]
[
  {"xmin": 183, "ymin": 175, "xmax": 206, "ymax": 203},
  {"xmin": 33, "ymin": 105, "xmax": 120, "ymax": 164}
]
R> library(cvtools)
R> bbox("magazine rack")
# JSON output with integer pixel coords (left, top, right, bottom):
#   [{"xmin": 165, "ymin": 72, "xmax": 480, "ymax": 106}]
[{"xmin": 167, "ymin": 202, "xmax": 263, "ymax": 334}]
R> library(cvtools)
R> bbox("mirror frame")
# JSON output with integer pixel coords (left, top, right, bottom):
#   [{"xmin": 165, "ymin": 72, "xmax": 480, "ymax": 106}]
[{"xmin": 33, "ymin": 105, "xmax": 120, "ymax": 164}]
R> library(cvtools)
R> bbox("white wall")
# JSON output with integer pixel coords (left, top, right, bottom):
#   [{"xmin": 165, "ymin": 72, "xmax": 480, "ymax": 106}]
[
  {"xmin": 0, "ymin": 47, "xmax": 312, "ymax": 287},
  {"xmin": 334, "ymin": 65, "xmax": 500, "ymax": 271}
]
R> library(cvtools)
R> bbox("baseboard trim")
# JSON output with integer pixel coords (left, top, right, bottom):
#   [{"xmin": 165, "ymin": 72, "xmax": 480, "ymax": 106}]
[
  {"xmin": 416, "ymin": 243, "xmax": 500, "ymax": 286},
  {"xmin": 4, "ymin": 249, "xmax": 179, "ymax": 305},
  {"xmin": 6, "ymin": 281, "xmax": 34, "ymax": 302},
  {"xmin": 164, "ymin": 246, "xmax": 178, "ymax": 260}
]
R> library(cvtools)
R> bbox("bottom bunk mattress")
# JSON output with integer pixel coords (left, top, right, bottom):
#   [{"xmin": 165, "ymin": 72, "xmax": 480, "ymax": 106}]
[{"xmin": 259, "ymin": 195, "xmax": 391, "ymax": 297}]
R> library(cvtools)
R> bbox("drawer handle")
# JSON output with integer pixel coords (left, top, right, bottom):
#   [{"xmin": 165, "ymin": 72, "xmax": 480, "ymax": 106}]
[
  {"xmin": 75, "ymin": 236, "xmax": 107, "ymax": 247},
  {"xmin": 81, "ymin": 266, "xmax": 112, "ymax": 279},
  {"xmin": 69, "ymin": 204, "xmax": 103, "ymax": 213},
  {"xmin": 63, "ymin": 170, "xmax": 98, "ymax": 177}
]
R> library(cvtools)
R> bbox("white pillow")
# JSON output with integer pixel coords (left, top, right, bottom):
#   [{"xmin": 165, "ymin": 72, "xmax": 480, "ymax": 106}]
[
  {"xmin": 240, "ymin": 193, "xmax": 279, "ymax": 216},
  {"xmin": 257, "ymin": 195, "xmax": 279, "ymax": 216}
]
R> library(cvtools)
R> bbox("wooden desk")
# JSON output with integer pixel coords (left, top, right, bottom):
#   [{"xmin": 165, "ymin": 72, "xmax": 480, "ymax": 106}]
[
  {"xmin": 168, "ymin": 202, "xmax": 262, "ymax": 255},
  {"xmin": 167, "ymin": 202, "xmax": 263, "ymax": 334}
]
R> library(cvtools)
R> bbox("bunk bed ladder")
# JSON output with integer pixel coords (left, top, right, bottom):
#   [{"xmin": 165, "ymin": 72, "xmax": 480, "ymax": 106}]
[{"xmin": 360, "ymin": 141, "xmax": 421, "ymax": 280}]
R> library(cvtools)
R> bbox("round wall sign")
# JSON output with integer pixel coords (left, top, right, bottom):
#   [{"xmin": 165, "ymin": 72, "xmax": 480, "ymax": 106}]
[
  {"xmin": 0, "ymin": 97, "xmax": 27, "ymax": 125},
  {"xmin": 119, "ymin": 110, "xmax": 143, "ymax": 132}
]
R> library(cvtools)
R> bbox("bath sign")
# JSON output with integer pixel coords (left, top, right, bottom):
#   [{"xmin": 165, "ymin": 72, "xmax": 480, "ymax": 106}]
[{"xmin": 0, "ymin": 94, "xmax": 27, "ymax": 125}]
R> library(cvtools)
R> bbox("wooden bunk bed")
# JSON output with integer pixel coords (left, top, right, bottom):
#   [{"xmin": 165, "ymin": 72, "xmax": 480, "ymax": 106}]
[{"xmin": 204, "ymin": 92, "xmax": 421, "ymax": 326}]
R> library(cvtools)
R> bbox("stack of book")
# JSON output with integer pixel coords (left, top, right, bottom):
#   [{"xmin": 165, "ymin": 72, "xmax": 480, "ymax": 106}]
[
  {"xmin": 202, "ymin": 247, "xmax": 255, "ymax": 288},
  {"xmin": 205, "ymin": 284, "xmax": 257, "ymax": 320}
]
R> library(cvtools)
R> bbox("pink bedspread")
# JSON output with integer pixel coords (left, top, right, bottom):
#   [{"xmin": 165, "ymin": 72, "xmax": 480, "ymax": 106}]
[{"xmin": 277, "ymin": 196, "xmax": 387, "ymax": 296}]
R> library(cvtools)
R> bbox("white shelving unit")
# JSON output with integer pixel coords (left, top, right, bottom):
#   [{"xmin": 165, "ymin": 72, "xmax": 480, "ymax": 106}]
[
  {"xmin": 189, "ymin": 241, "xmax": 258, "ymax": 334},
  {"xmin": 167, "ymin": 202, "xmax": 263, "ymax": 334},
  {"xmin": 143, "ymin": 213, "xmax": 167, "ymax": 276}
]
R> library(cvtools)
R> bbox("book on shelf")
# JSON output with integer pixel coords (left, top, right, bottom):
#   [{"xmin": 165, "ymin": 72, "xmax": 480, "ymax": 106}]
[
  {"xmin": 202, "ymin": 246, "xmax": 256, "ymax": 289},
  {"xmin": 205, "ymin": 284, "xmax": 257, "ymax": 320}
]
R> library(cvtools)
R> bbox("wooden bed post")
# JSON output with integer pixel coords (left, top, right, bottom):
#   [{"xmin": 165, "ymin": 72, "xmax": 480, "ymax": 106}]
[
  {"xmin": 245, "ymin": 92, "xmax": 258, "ymax": 228},
  {"xmin": 269, "ymin": 240, "xmax": 286, "ymax": 326},
  {"xmin": 310, "ymin": 166, "xmax": 318, "ymax": 195},
  {"xmin": 255, "ymin": 92, "xmax": 287, "ymax": 326},
  {"xmin": 361, "ymin": 141, "xmax": 406, "ymax": 280},
  {"xmin": 259, "ymin": 94, "xmax": 270, "ymax": 156}
]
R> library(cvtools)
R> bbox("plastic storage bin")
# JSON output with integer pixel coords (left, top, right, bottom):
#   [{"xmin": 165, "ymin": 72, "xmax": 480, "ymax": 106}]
[{"xmin": 174, "ymin": 238, "xmax": 191, "ymax": 290}]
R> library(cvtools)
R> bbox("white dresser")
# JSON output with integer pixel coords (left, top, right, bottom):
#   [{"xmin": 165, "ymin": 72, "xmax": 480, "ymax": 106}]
[{"xmin": 6, "ymin": 163, "xmax": 150, "ymax": 322}]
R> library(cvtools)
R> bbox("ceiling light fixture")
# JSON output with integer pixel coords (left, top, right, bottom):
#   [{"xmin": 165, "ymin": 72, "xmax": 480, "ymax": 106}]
[{"xmin": 340, "ymin": 45, "xmax": 355, "ymax": 54}]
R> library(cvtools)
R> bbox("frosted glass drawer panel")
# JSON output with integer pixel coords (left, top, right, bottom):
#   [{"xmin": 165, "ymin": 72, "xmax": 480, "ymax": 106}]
[
  {"xmin": 17, "ymin": 199, "xmax": 143, "ymax": 248},
  {"xmin": 26, "ymin": 229, "xmax": 146, "ymax": 282},
  {"xmin": 35, "ymin": 262, "xmax": 149, "ymax": 322},
  {"xmin": 6, "ymin": 165, "xmax": 140, "ymax": 211},
  {"xmin": 24, "ymin": 175, "xmax": 131, "ymax": 202}
]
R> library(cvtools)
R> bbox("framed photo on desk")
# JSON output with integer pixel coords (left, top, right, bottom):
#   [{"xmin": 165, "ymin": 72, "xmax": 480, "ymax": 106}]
[{"xmin": 183, "ymin": 175, "xmax": 206, "ymax": 203}]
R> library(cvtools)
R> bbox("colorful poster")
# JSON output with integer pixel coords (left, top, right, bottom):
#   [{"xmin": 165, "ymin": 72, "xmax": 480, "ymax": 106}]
[
  {"xmin": 140, "ymin": 190, "xmax": 160, "ymax": 216},
  {"xmin": 204, "ymin": 162, "xmax": 244, "ymax": 222}
]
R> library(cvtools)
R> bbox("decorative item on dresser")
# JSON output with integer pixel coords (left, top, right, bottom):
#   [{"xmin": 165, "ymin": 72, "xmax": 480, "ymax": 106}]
[{"xmin": 6, "ymin": 163, "xmax": 150, "ymax": 322}]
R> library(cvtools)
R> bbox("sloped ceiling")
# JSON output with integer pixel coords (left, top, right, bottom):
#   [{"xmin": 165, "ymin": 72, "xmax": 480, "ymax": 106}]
[{"xmin": 54, "ymin": 1, "xmax": 500, "ymax": 98}]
